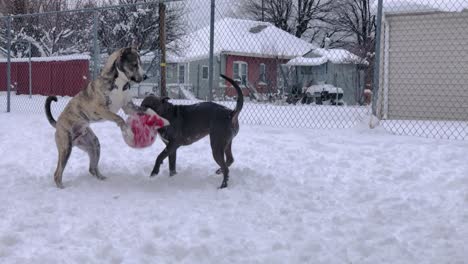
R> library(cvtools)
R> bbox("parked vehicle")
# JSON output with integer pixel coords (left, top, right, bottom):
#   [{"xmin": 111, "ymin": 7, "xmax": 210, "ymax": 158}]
[
  {"xmin": 286, "ymin": 83, "xmax": 345, "ymax": 105},
  {"xmin": 304, "ymin": 84, "xmax": 344, "ymax": 105}
]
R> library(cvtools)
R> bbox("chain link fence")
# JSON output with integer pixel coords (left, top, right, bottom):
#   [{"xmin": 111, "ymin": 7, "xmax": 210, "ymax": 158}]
[{"xmin": 1, "ymin": 0, "xmax": 468, "ymax": 139}]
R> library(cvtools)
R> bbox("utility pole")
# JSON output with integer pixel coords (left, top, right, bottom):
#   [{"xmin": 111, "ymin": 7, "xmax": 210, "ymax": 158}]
[
  {"xmin": 6, "ymin": 16, "xmax": 11, "ymax": 112},
  {"xmin": 208, "ymin": 0, "xmax": 215, "ymax": 101},
  {"xmin": 261, "ymin": 0, "xmax": 264, "ymax": 22},
  {"xmin": 159, "ymin": 0, "xmax": 167, "ymax": 97}
]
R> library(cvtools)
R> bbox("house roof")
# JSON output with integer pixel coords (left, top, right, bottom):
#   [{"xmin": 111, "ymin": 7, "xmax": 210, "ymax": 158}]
[
  {"xmin": 286, "ymin": 48, "xmax": 366, "ymax": 66},
  {"xmin": 168, "ymin": 18, "xmax": 316, "ymax": 62}
]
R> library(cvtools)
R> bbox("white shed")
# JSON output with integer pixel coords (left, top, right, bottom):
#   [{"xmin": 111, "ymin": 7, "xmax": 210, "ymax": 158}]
[{"xmin": 376, "ymin": 10, "xmax": 468, "ymax": 121}]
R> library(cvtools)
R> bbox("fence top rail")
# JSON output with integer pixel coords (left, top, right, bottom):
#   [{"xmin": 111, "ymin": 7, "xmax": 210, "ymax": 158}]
[{"xmin": 0, "ymin": 0, "xmax": 182, "ymax": 20}]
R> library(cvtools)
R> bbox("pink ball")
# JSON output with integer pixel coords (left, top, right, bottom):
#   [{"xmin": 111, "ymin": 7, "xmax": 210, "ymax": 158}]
[{"xmin": 122, "ymin": 112, "xmax": 169, "ymax": 148}]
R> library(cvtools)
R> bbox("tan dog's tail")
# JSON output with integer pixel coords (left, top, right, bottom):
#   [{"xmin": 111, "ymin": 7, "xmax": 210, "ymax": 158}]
[
  {"xmin": 220, "ymin": 74, "xmax": 243, "ymax": 123},
  {"xmin": 45, "ymin": 96, "xmax": 57, "ymax": 127}
]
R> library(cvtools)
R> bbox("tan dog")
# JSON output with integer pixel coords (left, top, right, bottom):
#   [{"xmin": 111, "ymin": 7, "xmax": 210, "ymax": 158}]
[{"xmin": 45, "ymin": 47, "xmax": 147, "ymax": 188}]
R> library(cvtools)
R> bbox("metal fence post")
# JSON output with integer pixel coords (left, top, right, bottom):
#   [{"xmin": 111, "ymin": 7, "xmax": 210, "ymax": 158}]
[
  {"xmin": 159, "ymin": 0, "xmax": 167, "ymax": 97},
  {"xmin": 371, "ymin": 0, "xmax": 384, "ymax": 116},
  {"xmin": 28, "ymin": 41, "xmax": 32, "ymax": 99},
  {"xmin": 208, "ymin": 0, "xmax": 215, "ymax": 102},
  {"xmin": 6, "ymin": 16, "xmax": 12, "ymax": 113},
  {"xmin": 93, "ymin": 10, "xmax": 100, "ymax": 80}
]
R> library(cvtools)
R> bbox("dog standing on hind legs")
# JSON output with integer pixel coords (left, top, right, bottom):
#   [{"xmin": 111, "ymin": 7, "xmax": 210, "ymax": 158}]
[
  {"xmin": 141, "ymin": 74, "xmax": 243, "ymax": 189},
  {"xmin": 45, "ymin": 47, "xmax": 148, "ymax": 188}
]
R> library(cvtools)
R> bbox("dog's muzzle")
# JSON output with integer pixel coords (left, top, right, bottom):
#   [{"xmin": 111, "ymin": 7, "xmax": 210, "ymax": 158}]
[{"xmin": 132, "ymin": 75, "xmax": 146, "ymax": 83}]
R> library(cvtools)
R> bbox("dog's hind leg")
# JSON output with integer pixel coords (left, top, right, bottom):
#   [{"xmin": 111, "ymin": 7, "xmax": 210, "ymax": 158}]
[
  {"xmin": 216, "ymin": 141, "xmax": 234, "ymax": 175},
  {"xmin": 211, "ymin": 136, "xmax": 229, "ymax": 189},
  {"xmin": 75, "ymin": 128, "xmax": 105, "ymax": 180},
  {"xmin": 54, "ymin": 129, "xmax": 73, "ymax": 189}
]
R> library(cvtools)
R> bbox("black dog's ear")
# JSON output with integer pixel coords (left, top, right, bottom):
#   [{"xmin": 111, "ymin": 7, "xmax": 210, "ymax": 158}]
[{"xmin": 162, "ymin": 97, "xmax": 170, "ymax": 103}]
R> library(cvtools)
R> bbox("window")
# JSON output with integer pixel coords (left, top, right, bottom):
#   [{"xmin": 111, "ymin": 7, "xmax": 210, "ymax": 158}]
[
  {"xmin": 166, "ymin": 64, "xmax": 176, "ymax": 80},
  {"xmin": 233, "ymin": 61, "xmax": 248, "ymax": 86},
  {"xmin": 202, "ymin": 66, "xmax": 209, "ymax": 80},
  {"xmin": 259, "ymin": 63, "xmax": 266, "ymax": 83},
  {"xmin": 178, "ymin": 64, "xmax": 185, "ymax": 84}
]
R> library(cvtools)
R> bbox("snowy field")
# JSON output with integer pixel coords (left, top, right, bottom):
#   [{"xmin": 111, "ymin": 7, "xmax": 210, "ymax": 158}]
[{"xmin": 1, "ymin": 105, "xmax": 468, "ymax": 263}]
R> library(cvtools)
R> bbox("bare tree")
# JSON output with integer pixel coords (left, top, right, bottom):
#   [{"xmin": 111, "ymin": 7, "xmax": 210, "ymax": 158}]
[
  {"xmin": 295, "ymin": 0, "xmax": 332, "ymax": 38},
  {"xmin": 325, "ymin": 0, "xmax": 376, "ymax": 94},
  {"xmin": 239, "ymin": 0, "xmax": 333, "ymax": 44},
  {"xmin": 327, "ymin": 0, "xmax": 376, "ymax": 58},
  {"xmin": 240, "ymin": 0, "xmax": 293, "ymax": 32}
]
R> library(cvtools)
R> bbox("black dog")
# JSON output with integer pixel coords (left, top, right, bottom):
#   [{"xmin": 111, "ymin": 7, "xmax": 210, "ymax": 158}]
[{"xmin": 141, "ymin": 74, "xmax": 243, "ymax": 188}]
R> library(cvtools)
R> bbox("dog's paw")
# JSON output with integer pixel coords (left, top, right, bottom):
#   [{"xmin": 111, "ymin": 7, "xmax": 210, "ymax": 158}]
[
  {"xmin": 215, "ymin": 168, "xmax": 223, "ymax": 175},
  {"xmin": 121, "ymin": 125, "xmax": 135, "ymax": 146},
  {"xmin": 96, "ymin": 175, "xmax": 107, "ymax": 181},
  {"xmin": 117, "ymin": 119, "xmax": 127, "ymax": 129},
  {"xmin": 169, "ymin": 170, "xmax": 177, "ymax": 177},
  {"xmin": 150, "ymin": 170, "xmax": 159, "ymax": 177},
  {"xmin": 218, "ymin": 181, "xmax": 228, "ymax": 189}
]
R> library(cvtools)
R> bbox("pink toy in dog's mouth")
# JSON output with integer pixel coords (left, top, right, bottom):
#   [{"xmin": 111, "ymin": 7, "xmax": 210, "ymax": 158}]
[{"xmin": 122, "ymin": 109, "xmax": 169, "ymax": 148}]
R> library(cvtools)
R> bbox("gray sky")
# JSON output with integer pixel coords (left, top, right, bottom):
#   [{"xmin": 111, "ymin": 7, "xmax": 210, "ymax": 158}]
[{"xmin": 186, "ymin": 0, "xmax": 236, "ymax": 30}]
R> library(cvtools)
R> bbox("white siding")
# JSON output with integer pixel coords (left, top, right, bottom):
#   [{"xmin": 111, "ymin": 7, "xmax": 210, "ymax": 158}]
[{"xmin": 380, "ymin": 11, "xmax": 468, "ymax": 121}]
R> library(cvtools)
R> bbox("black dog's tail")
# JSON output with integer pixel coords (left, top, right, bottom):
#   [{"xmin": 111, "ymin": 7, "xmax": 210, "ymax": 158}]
[
  {"xmin": 45, "ymin": 96, "xmax": 58, "ymax": 128},
  {"xmin": 220, "ymin": 74, "xmax": 243, "ymax": 122}
]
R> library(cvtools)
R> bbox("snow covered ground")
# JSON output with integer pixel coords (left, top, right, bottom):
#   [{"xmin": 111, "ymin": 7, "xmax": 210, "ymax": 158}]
[{"xmin": 0, "ymin": 110, "xmax": 467, "ymax": 263}]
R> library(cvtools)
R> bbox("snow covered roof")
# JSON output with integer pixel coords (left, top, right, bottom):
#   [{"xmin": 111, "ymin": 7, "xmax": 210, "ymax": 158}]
[
  {"xmin": 0, "ymin": 54, "xmax": 90, "ymax": 63},
  {"xmin": 168, "ymin": 18, "xmax": 316, "ymax": 62},
  {"xmin": 286, "ymin": 48, "xmax": 366, "ymax": 66}
]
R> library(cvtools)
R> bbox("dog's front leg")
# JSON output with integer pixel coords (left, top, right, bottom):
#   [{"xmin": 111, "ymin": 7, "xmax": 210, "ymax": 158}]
[
  {"xmin": 151, "ymin": 142, "xmax": 178, "ymax": 177},
  {"xmin": 169, "ymin": 151, "xmax": 177, "ymax": 176},
  {"xmin": 122, "ymin": 101, "xmax": 146, "ymax": 116},
  {"xmin": 95, "ymin": 107, "xmax": 126, "ymax": 128}
]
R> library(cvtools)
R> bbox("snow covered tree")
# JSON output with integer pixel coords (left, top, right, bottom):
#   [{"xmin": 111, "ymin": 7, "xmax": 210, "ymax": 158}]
[
  {"xmin": 0, "ymin": 0, "xmax": 95, "ymax": 57},
  {"xmin": 1, "ymin": 0, "xmax": 187, "ymax": 58},
  {"xmin": 98, "ymin": 0, "xmax": 187, "ymax": 55}
]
